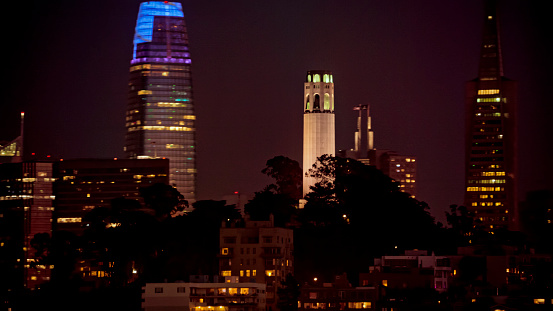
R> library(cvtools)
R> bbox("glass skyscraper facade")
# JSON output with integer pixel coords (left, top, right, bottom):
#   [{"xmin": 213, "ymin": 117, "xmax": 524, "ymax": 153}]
[{"xmin": 125, "ymin": 1, "xmax": 196, "ymax": 202}]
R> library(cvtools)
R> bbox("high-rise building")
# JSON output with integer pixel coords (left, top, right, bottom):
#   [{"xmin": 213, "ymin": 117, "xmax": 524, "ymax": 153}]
[
  {"xmin": 125, "ymin": 1, "xmax": 196, "ymax": 202},
  {"xmin": 0, "ymin": 161, "xmax": 54, "ymax": 290},
  {"xmin": 464, "ymin": 1, "xmax": 517, "ymax": 231},
  {"xmin": 0, "ymin": 112, "xmax": 24, "ymax": 164},
  {"xmin": 303, "ymin": 70, "xmax": 335, "ymax": 196}
]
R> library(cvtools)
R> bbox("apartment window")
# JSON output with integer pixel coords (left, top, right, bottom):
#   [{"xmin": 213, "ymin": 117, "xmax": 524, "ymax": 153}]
[
  {"xmin": 221, "ymin": 270, "xmax": 231, "ymax": 276},
  {"xmin": 177, "ymin": 287, "xmax": 185, "ymax": 293},
  {"xmin": 155, "ymin": 287, "xmax": 163, "ymax": 293}
]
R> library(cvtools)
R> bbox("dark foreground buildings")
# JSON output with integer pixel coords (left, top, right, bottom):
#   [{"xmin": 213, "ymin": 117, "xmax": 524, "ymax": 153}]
[
  {"xmin": 125, "ymin": 1, "xmax": 197, "ymax": 203},
  {"xmin": 464, "ymin": 1, "xmax": 517, "ymax": 232}
]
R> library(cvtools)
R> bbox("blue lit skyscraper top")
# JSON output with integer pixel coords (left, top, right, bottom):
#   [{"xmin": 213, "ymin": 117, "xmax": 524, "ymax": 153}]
[
  {"xmin": 126, "ymin": 1, "xmax": 197, "ymax": 202},
  {"xmin": 133, "ymin": 1, "xmax": 185, "ymax": 58}
]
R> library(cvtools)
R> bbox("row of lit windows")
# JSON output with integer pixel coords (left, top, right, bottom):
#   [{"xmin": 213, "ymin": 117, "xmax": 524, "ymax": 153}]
[
  {"xmin": 127, "ymin": 125, "xmax": 194, "ymax": 132},
  {"xmin": 467, "ymin": 187, "xmax": 504, "ymax": 192},
  {"xmin": 139, "ymin": 71, "xmax": 190, "ymax": 78},
  {"xmin": 475, "ymin": 112, "xmax": 502, "ymax": 117},
  {"xmin": 307, "ymin": 73, "xmax": 333, "ymax": 83},
  {"xmin": 471, "ymin": 202, "xmax": 504, "ymax": 207},
  {"xmin": 477, "ymin": 89, "xmax": 500, "ymax": 95},
  {"xmin": 130, "ymin": 63, "xmax": 190, "ymax": 72},
  {"xmin": 481, "ymin": 171, "xmax": 505, "ymax": 177},
  {"xmin": 57, "ymin": 217, "xmax": 82, "ymax": 223}
]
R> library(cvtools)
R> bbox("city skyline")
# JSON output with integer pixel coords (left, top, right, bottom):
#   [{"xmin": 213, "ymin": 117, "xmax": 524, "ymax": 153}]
[{"xmin": 2, "ymin": 0, "xmax": 551, "ymax": 223}]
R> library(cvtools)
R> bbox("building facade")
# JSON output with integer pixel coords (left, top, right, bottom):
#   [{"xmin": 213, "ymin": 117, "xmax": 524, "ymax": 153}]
[
  {"xmin": 359, "ymin": 250, "xmax": 452, "ymax": 293},
  {"xmin": 0, "ymin": 161, "xmax": 54, "ymax": 290},
  {"xmin": 142, "ymin": 280, "xmax": 267, "ymax": 311},
  {"xmin": 298, "ymin": 274, "xmax": 377, "ymax": 311},
  {"xmin": 54, "ymin": 158, "xmax": 169, "ymax": 234},
  {"xmin": 219, "ymin": 217, "xmax": 294, "ymax": 310},
  {"xmin": 125, "ymin": 1, "xmax": 197, "ymax": 202},
  {"xmin": 303, "ymin": 70, "xmax": 336, "ymax": 196},
  {"xmin": 464, "ymin": 1, "xmax": 517, "ymax": 231}
]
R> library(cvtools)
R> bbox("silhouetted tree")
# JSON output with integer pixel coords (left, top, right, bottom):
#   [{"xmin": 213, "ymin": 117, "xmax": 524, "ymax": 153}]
[
  {"xmin": 245, "ymin": 156, "xmax": 301, "ymax": 226},
  {"xmin": 277, "ymin": 273, "xmax": 300, "ymax": 311},
  {"xmin": 295, "ymin": 155, "xmax": 441, "ymax": 283}
]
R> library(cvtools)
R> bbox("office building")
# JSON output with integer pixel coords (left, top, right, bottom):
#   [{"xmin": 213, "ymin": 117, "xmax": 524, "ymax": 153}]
[
  {"xmin": 0, "ymin": 161, "xmax": 54, "ymax": 290},
  {"xmin": 54, "ymin": 158, "xmax": 169, "ymax": 234},
  {"xmin": 464, "ymin": 1, "xmax": 517, "ymax": 231},
  {"xmin": 125, "ymin": 1, "xmax": 197, "ymax": 202},
  {"xmin": 303, "ymin": 70, "xmax": 335, "ymax": 196},
  {"xmin": 219, "ymin": 216, "xmax": 294, "ymax": 310},
  {"xmin": 142, "ymin": 279, "xmax": 267, "ymax": 311},
  {"xmin": 0, "ymin": 112, "xmax": 24, "ymax": 164}
]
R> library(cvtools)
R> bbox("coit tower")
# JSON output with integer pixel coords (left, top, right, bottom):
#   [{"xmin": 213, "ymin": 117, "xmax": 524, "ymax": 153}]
[{"xmin": 303, "ymin": 70, "xmax": 335, "ymax": 196}]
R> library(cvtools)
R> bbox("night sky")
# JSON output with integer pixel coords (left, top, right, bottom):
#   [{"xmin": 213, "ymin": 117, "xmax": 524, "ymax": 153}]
[{"xmin": 3, "ymin": 0, "xmax": 551, "ymax": 223}]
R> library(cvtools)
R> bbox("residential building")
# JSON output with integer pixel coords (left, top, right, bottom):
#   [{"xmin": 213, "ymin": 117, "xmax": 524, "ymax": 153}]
[
  {"xmin": 303, "ymin": 70, "xmax": 335, "ymax": 196},
  {"xmin": 219, "ymin": 216, "xmax": 294, "ymax": 310},
  {"xmin": 125, "ymin": 1, "xmax": 197, "ymax": 203},
  {"xmin": 142, "ymin": 279, "xmax": 266, "ymax": 311},
  {"xmin": 298, "ymin": 274, "xmax": 378, "ymax": 311},
  {"xmin": 464, "ymin": 0, "xmax": 517, "ymax": 232},
  {"xmin": 359, "ymin": 250, "xmax": 452, "ymax": 293}
]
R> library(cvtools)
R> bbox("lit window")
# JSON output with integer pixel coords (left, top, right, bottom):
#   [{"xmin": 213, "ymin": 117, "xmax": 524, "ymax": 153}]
[
  {"xmin": 221, "ymin": 270, "xmax": 231, "ymax": 276},
  {"xmin": 382, "ymin": 280, "xmax": 388, "ymax": 287},
  {"xmin": 240, "ymin": 288, "xmax": 249, "ymax": 295},
  {"xmin": 229, "ymin": 288, "xmax": 238, "ymax": 295},
  {"xmin": 313, "ymin": 74, "xmax": 320, "ymax": 83},
  {"xmin": 534, "ymin": 299, "xmax": 545, "ymax": 304},
  {"xmin": 221, "ymin": 248, "xmax": 229, "ymax": 255},
  {"xmin": 265, "ymin": 270, "xmax": 275, "ymax": 277}
]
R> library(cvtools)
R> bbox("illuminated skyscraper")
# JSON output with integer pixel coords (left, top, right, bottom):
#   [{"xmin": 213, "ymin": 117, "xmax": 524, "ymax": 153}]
[
  {"xmin": 303, "ymin": 70, "xmax": 335, "ymax": 196},
  {"xmin": 125, "ymin": 1, "xmax": 196, "ymax": 202},
  {"xmin": 464, "ymin": 1, "xmax": 517, "ymax": 231}
]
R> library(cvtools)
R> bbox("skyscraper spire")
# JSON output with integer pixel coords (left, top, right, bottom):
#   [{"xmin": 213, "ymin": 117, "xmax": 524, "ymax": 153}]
[
  {"xmin": 464, "ymin": 0, "xmax": 518, "ymax": 232},
  {"xmin": 478, "ymin": 0, "xmax": 503, "ymax": 80}
]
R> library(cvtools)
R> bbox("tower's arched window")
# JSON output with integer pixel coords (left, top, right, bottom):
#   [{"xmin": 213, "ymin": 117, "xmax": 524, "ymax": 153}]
[
  {"xmin": 324, "ymin": 93, "xmax": 330, "ymax": 110},
  {"xmin": 330, "ymin": 75, "xmax": 333, "ymax": 83},
  {"xmin": 306, "ymin": 95, "xmax": 310, "ymax": 110},
  {"xmin": 331, "ymin": 94, "xmax": 334, "ymax": 111},
  {"xmin": 323, "ymin": 74, "xmax": 329, "ymax": 83},
  {"xmin": 314, "ymin": 94, "xmax": 320, "ymax": 110},
  {"xmin": 313, "ymin": 74, "xmax": 320, "ymax": 83},
  {"xmin": 307, "ymin": 75, "xmax": 312, "ymax": 82}
]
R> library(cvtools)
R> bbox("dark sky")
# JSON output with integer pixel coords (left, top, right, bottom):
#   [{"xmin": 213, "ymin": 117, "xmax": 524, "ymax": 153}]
[{"xmin": 3, "ymin": 0, "xmax": 552, "ymax": 223}]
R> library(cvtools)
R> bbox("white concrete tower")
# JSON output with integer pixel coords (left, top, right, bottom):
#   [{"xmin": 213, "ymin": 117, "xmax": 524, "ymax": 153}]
[{"xmin": 303, "ymin": 70, "xmax": 335, "ymax": 196}]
